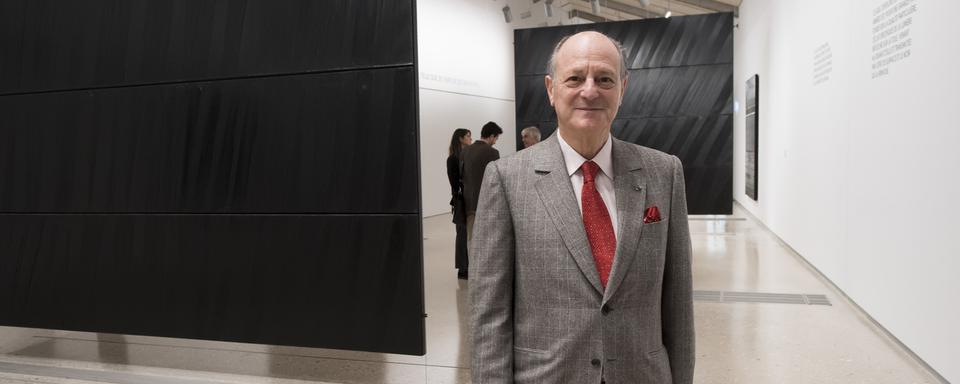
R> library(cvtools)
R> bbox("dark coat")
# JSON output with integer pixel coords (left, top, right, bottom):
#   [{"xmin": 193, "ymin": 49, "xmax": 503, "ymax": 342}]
[
  {"xmin": 460, "ymin": 141, "xmax": 499, "ymax": 215},
  {"xmin": 446, "ymin": 153, "xmax": 467, "ymax": 225}
]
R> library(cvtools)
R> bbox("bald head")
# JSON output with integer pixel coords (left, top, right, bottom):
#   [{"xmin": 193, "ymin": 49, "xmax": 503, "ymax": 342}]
[
  {"xmin": 543, "ymin": 30, "xmax": 629, "ymax": 152},
  {"xmin": 547, "ymin": 31, "xmax": 628, "ymax": 81}
]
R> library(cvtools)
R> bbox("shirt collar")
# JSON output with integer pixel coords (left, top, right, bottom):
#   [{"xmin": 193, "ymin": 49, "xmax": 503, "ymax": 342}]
[{"xmin": 557, "ymin": 130, "xmax": 614, "ymax": 179}]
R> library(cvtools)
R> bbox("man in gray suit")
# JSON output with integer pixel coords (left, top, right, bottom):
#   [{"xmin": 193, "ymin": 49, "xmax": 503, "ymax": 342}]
[{"xmin": 470, "ymin": 31, "xmax": 694, "ymax": 383}]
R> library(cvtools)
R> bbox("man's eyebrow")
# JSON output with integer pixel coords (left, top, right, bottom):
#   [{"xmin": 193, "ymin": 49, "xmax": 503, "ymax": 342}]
[{"xmin": 594, "ymin": 66, "xmax": 617, "ymax": 75}]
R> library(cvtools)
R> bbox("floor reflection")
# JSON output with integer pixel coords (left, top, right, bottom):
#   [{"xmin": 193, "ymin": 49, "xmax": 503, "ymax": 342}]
[{"xmin": 96, "ymin": 333, "xmax": 128, "ymax": 365}]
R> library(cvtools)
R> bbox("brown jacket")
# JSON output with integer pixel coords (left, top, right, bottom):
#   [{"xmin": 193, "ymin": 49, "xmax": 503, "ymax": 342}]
[{"xmin": 461, "ymin": 140, "xmax": 499, "ymax": 215}]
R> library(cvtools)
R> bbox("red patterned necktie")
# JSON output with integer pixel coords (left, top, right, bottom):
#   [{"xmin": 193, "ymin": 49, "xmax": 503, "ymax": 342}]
[{"xmin": 581, "ymin": 161, "xmax": 616, "ymax": 289}]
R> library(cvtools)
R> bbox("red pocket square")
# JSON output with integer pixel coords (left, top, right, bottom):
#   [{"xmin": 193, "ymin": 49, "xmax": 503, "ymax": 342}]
[{"xmin": 643, "ymin": 206, "xmax": 662, "ymax": 224}]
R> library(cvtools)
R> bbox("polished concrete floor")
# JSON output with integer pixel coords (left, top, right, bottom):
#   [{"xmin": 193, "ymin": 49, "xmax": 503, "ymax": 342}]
[{"xmin": 0, "ymin": 204, "xmax": 943, "ymax": 383}]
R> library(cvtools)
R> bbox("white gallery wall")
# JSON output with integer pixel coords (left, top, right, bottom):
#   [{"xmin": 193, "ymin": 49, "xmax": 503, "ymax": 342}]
[
  {"xmin": 418, "ymin": 0, "xmax": 517, "ymax": 217},
  {"xmin": 734, "ymin": 0, "xmax": 959, "ymax": 381}
]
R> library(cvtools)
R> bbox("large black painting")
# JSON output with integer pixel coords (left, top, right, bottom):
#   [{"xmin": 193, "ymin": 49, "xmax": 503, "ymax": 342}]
[
  {"xmin": 0, "ymin": 0, "xmax": 424, "ymax": 355},
  {"xmin": 514, "ymin": 13, "xmax": 734, "ymax": 214}
]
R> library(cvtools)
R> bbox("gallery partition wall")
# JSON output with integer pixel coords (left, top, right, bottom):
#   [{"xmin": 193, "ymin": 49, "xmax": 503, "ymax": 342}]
[
  {"xmin": 514, "ymin": 13, "xmax": 734, "ymax": 214},
  {"xmin": 0, "ymin": 0, "xmax": 425, "ymax": 355}
]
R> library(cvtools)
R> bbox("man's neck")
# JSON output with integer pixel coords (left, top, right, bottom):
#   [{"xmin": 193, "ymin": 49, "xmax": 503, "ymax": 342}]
[
  {"xmin": 481, "ymin": 138, "xmax": 496, "ymax": 146},
  {"xmin": 558, "ymin": 128, "xmax": 609, "ymax": 160}
]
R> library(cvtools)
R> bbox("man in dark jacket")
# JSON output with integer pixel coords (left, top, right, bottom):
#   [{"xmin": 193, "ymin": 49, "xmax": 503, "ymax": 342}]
[{"xmin": 461, "ymin": 121, "xmax": 503, "ymax": 249}]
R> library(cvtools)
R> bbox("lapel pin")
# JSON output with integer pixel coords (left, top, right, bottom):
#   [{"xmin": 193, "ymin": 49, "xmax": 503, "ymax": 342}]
[{"xmin": 634, "ymin": 185, "xmax": 642, "ymax": 191}]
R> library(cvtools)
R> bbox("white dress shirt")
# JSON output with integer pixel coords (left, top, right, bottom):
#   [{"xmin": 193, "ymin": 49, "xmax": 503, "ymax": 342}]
[{"xmin": 556, "ymin": 131, "xmax": 618, "ymax": 241}]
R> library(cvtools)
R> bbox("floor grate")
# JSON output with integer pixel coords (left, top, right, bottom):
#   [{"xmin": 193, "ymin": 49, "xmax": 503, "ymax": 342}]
[{"xmin": 693, "ymin": 290, "xmax": 832, "ymax": 306}]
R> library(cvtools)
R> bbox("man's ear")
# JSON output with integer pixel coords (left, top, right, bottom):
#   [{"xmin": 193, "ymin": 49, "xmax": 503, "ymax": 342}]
[{"xmin": 545, "ymin": 75, "xmax": 555, "ymax": 106}]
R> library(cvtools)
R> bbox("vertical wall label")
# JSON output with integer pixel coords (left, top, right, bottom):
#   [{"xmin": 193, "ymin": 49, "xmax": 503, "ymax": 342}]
[
  {"xmin": 871, "ymin": 0, "xmax": 917, "ymax": 78},
  {"xmin": 813, "ymin": 43, "xmax": 833, "ymax": 86}
]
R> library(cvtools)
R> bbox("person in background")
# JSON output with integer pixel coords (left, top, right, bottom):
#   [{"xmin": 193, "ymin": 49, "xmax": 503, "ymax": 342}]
[
  {"xmin": 461, "ymin": 121, "xmax": 503, "ymax": 276},
  {"xmin": 521, "ymin": 126, "xmax": 542, "ymax": 148},
  {"xmin": 446, "ymin": 128, "xmax": 472, "ymax": 279}
]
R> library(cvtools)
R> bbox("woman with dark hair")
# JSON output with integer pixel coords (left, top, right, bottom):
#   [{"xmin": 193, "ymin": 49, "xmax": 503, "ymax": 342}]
[{"xmin": 447, "ymin": 128, "xmax": 472, "ymax": 279}]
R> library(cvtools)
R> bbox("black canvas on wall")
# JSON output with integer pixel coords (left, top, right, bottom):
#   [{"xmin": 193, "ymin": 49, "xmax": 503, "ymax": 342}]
[
  {"xmin": 514, "ymin": 13, "xmax": 734, "ymax": 214},
  {"xmin": 745, "ymin": 74, "xmax": 759, "ymax": 201},
  {"xmin": 0, "ymin": 0, "xmax": 424, "ymax": 355}
]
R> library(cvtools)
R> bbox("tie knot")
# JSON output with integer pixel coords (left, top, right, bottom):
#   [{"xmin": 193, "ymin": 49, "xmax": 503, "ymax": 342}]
[{"xmin": 581, "ymin": 161, "xmax": 600, "ymax": 183}]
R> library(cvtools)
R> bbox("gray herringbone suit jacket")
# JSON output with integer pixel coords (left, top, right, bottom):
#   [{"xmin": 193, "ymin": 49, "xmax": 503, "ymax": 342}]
[{"xmin": 470, "ymin": 134, "xmax": 694, "ymax": 384}]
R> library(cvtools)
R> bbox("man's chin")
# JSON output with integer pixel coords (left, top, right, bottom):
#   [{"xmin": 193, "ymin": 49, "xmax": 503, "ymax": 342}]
[{"xmin": 567, "ymin": 120, "xmax": 610, "ymax": 133}]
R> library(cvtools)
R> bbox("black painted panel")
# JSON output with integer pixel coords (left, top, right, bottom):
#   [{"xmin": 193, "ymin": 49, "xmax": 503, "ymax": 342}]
[
  {"xmin": 515, "ymin": 76, "xmax": 557, "ymax": 124},
  {"xmin": 615, "ymin": 116, "xmax": 733, "ymax": 215},
  {"xmin": 1, "ymin": 0, "xmax": 423, "ymax": 356},
  {"xmin": 611, "ymin": 116, "xmax": 732, "ymax": 169},
  {"xmin": 0, "ymin": 213, "xmax": 424, "ymax": 354},
  {"xmin": 0, "ymin": 0, "xmax": 414, "ymax": 94},
  {"xmin": 514, "ymin": 13, "xmax": 733, "ymax": 75},
  {"xmin": 684, "ymin": 165, "xmax": 733, "ymax": 215},
  {"xmin": 619, "ymin": 66, "xmax": 733, "ymax": 118},
  {"xmin": 0, "ymin": 67, "xmax": 418, "ymax": 214}
]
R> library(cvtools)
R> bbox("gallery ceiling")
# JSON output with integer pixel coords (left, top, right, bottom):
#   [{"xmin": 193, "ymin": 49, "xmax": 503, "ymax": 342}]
[{"xmin": 500, "ymin": 0, "xmax": 741, "ymax": 28}]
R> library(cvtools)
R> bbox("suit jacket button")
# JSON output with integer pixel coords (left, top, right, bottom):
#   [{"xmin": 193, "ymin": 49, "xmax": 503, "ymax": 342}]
[
  {"xmin": 591, "ymin": 358, "xmax": 601, "ymax": 366},
  {"xmin": 601, "ymin": 304, "xmax": 612, "ymax": 315}
]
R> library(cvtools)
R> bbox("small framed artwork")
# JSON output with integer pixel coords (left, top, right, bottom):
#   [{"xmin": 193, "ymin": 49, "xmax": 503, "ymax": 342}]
[{"xmin": 745, "ymin": 74, "xmax": 759, "ymax": 201}]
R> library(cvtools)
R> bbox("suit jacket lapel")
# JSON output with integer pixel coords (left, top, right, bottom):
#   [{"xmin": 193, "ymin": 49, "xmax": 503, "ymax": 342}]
[
  {"xmin": 534, "ymin": 135, "xmax": 604, "ymax": 295},
  {"xmin": 603, "ymin": 138, "xmax": 646, "ymax": 303}
]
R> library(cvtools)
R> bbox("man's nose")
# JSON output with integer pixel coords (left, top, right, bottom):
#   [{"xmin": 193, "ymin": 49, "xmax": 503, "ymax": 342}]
[{"xmin": 579, "ymin": 79, "xmax": 600, "ymax": 100}]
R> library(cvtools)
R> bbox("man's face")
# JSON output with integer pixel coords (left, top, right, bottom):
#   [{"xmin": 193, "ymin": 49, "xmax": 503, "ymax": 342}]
[
  {"xmin": 488, "ymin": 135, "xmax": 499, "ymax": 146},
  {"xmin": 545, "ymin": 32, "xmax": 627, "ymax": 138},
  {"xmin": 522, "ymin": 132, "xmax": 538, "ymax": 148}
]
